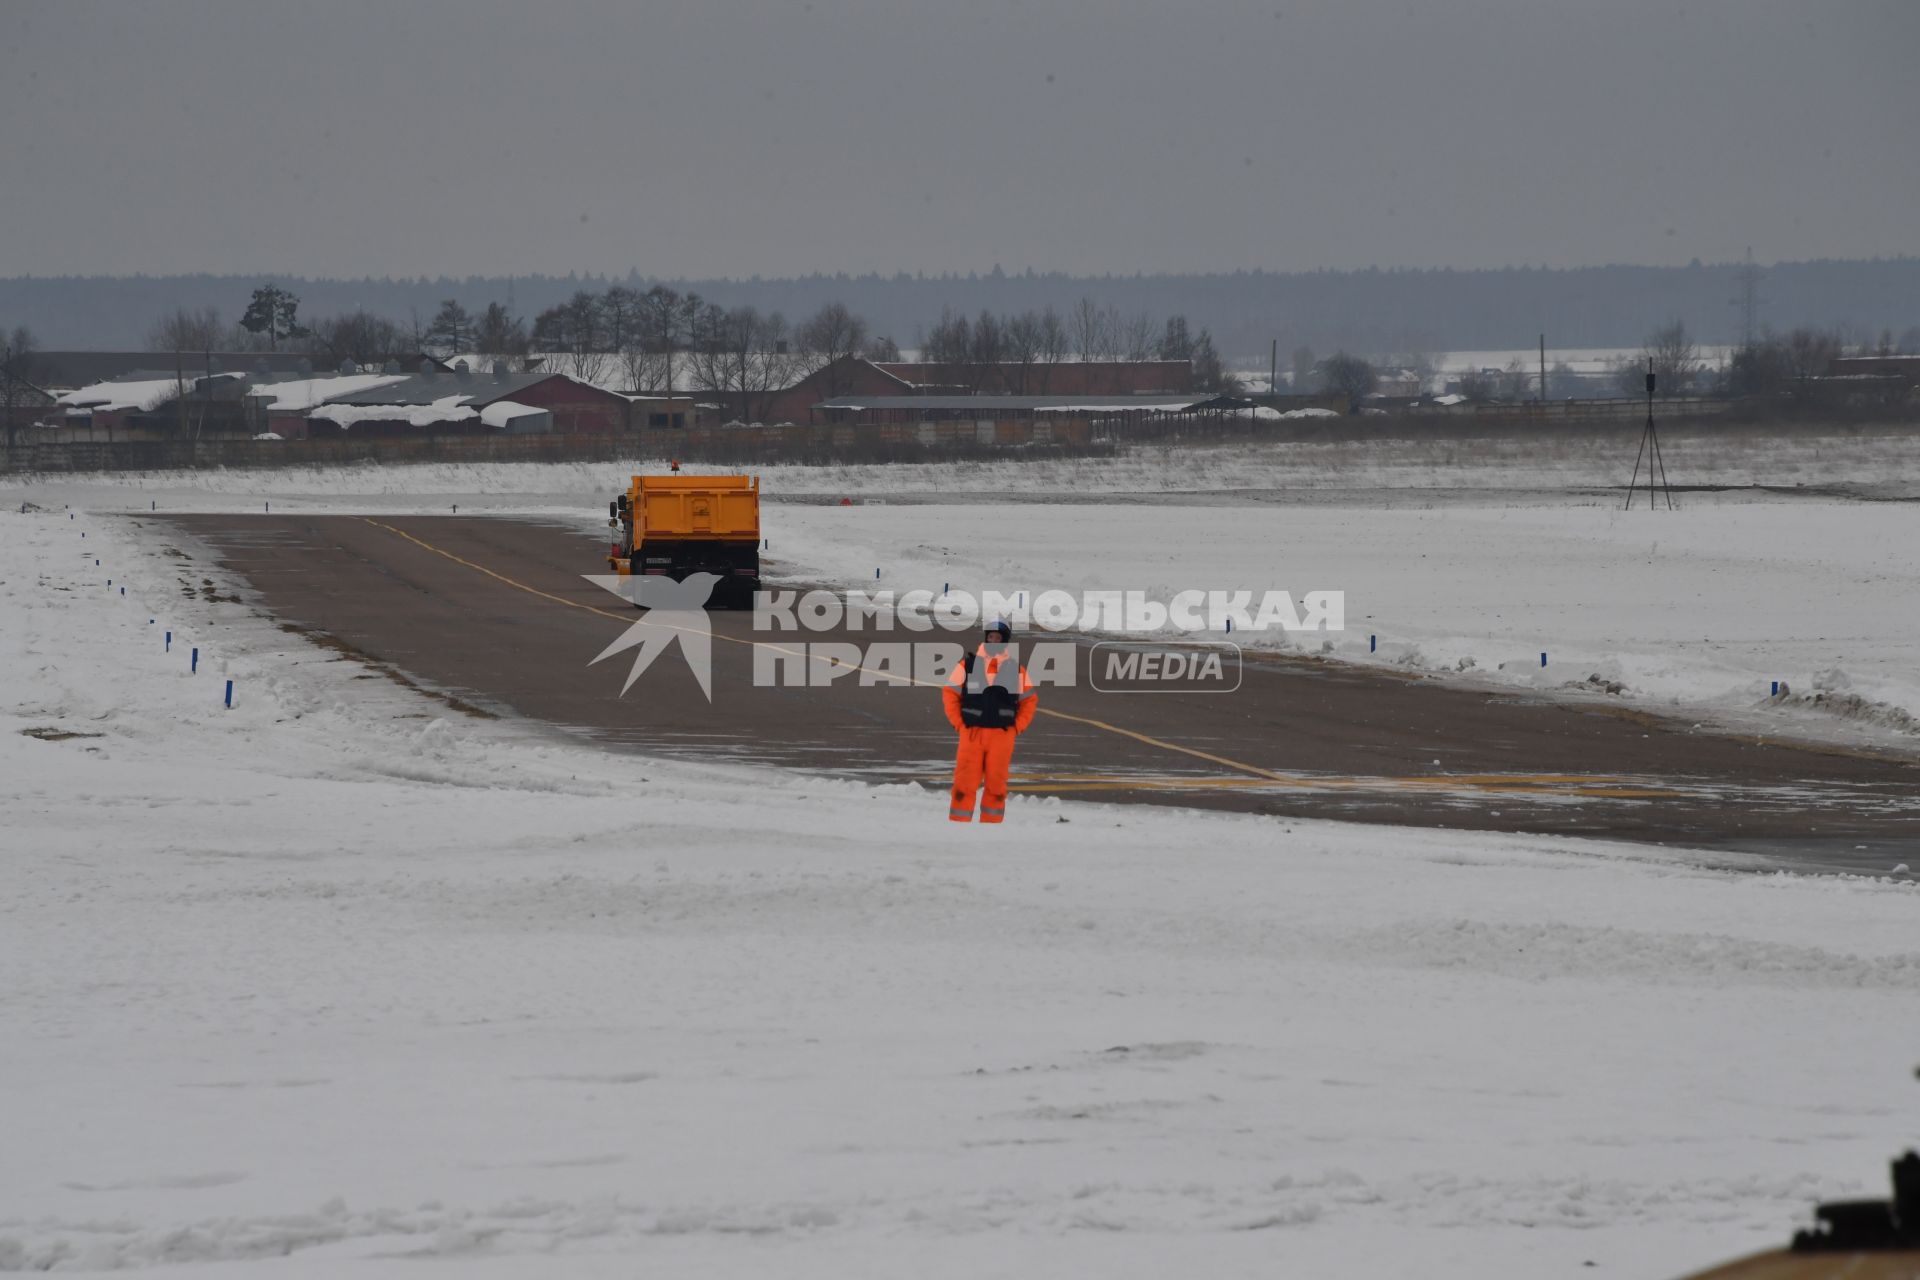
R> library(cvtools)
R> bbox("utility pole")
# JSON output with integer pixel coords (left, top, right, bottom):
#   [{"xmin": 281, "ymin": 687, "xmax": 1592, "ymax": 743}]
[
  {"xmin": 1269, "ymin": 339, "xmax": 1278, "ymax": 398},
  {"xmin": 175, "ymin": 349, "xmax": 187, "ymax": 445},
  {"xmin": 1539, "ymin": 333, "xmax": 1547, "ymax": 402},
  {"xmin": 1730, "ymin": 247, "xmax": 1764, "ymax": 349}
]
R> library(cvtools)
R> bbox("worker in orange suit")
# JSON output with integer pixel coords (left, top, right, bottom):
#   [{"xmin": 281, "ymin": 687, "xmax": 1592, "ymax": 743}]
[{"xmin": 943, "ymin": 617, "xmax": 1037, "ymax": 823}]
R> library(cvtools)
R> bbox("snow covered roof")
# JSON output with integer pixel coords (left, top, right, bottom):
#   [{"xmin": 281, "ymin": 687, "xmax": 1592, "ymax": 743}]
[
  {"xmin": 31, "ymin": 350, "xmax": 320, "ymax": 390},
  {"xmin": 326, "ymin": 368, "xmax": 560, "ymax": 407},
  {"xmin": 310, "ymin": 396, "xmax": 478, "ymax": 429},
  {"xmin": 245, "ymin": 373, "xmax": 410, "ymax": 412},
  {"xmin": 1031, "ymin": 400, "xmax": 1222, "ymax": 414},
  {"xmin": 56, "ymin": 372, "xmax": 245, "ymax": 413},
  {"xmin": 478, "ymin": 401, "xmax": 544, "ymax": 429},
  {"xmin": 818, "ymin": 394, "xmax": 1223, "ymax": 413}
]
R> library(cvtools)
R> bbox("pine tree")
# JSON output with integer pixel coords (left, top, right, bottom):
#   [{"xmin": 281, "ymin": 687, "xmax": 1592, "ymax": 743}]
[
  {"xmin": 239, "ymin": 285, "xmax": 304, "ymax": 350},
  {"xmin": 427, "ymin": 299, "xmax": 475, "ymax": 356},
  {"xmin": 1158, "ymin": 315, "xmax": 1194, "ymax": 362}
]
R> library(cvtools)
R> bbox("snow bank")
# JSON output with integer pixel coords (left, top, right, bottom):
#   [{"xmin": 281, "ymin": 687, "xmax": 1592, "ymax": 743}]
[{"xmin": 2, "ymin": 505, "xmax": 1917, "ymax": 1278}]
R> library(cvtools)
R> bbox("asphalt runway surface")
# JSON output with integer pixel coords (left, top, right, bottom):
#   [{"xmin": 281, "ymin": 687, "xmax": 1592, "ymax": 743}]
[{"xmin": 161, "ymin": 515, "xmax": 1920, "ymax": 873}]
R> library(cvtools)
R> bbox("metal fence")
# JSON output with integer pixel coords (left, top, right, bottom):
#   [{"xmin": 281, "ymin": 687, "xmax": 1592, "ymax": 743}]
[{"xmin": 1, "ymin": 418, "xmax": 1102, "ymax": 474}]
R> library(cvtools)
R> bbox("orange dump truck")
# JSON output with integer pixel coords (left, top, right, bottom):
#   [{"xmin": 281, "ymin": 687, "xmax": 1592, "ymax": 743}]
[{"xmin": 607, "ymin": 474, "xmax": 761, "ymax": 605}]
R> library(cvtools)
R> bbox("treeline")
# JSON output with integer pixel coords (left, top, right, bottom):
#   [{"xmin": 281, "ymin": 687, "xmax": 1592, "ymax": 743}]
[
  {"xmin": 917, "ymin": 304, "xmax": 1233, "ymax": 392},
  {"xmin": 130, "ymin": 285, "xmax": 896, "ymax": 418},
  {"xmin": 9, "ymin": 258, "xmax": 1920, "ymax": 357},
  {"xmin": 125, "ymin": 284, "xmax": 1241, "ymax": 416}
]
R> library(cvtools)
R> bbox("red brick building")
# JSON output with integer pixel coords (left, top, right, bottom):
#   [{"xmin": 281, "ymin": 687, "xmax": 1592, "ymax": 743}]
[
  {"xmin": 758, "ymin": 357, "xmax": 915, "ymax": 425},
  {"xmin": 311, "ymin": 365, "xmax": 636, "ymax": 436},
  {"xmin": 501, "ymin": 372, "xmax": 634, "ymax": 433}
]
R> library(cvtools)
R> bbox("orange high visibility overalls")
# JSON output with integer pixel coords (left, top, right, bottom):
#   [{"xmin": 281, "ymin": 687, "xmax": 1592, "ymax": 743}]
[{"xmin": 943, "ymin": 643, "xmax": 1037, "ymax": 823}]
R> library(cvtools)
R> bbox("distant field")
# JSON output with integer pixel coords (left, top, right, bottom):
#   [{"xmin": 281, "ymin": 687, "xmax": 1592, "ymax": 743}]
[{"xmin": 10, "ymin": 420, "xmax": 1917, "ymax": 506}]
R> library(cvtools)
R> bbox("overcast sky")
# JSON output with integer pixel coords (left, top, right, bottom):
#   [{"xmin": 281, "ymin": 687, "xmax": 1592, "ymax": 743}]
[{"xmin": 4, "ymin": 0, "xmax": 1916, "ymax": 280}]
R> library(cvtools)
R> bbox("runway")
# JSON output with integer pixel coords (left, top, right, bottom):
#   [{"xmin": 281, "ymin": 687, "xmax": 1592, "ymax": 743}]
[{"xmin": 161, "ymin": 514, "xmax": 1920, "ymax": 870}]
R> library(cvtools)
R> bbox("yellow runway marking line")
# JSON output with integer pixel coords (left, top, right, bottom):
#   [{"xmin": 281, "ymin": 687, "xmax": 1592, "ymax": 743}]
[
  {"xmin": 1015, "ymin": 769, "xmax": 1663, "ymax": 788},
  {"xmin": 361, "ymin": 519, "xmax": 1679, "ymax": 803},
  {"xmin": 1002, "ymin": 774, "xmax": 1684, "ymax": 799}
]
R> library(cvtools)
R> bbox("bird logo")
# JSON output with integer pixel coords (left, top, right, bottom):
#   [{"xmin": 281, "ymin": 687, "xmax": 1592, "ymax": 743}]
[{"xmin": 583, "ymin": 572, "xmax": 720, "ymax": 700}]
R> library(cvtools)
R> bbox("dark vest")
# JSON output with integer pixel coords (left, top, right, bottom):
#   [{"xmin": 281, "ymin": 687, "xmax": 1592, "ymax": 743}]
[{"xmin": 959, "ymin": 653, "xmax": 1021, "ymax": 729}]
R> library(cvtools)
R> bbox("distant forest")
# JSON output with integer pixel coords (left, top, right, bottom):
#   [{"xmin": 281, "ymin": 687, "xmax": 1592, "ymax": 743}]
[{"xmin": 4, "ymin": 258, "xmax": 1918, "ymax": 359}]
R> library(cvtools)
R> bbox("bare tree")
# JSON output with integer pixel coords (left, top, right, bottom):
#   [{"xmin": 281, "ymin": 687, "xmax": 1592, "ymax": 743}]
[
  {"xmin": 1069, "ymin": 297, "xmax": 1106, "ymax": 365},
  {"xmin": 686, "ymin": 304, "xmax": 794, "ymax": 422},
  {"xmin": 600, "ymin": 286, "xmax": 641, "ymax": 358},
  {"xmin": 755, "ymin": 311, "xmax": 798, "ymax": 418},
  {"xmin": 795, "ymin": 301, "xmax": 869, "ymax": 394},
  {"xmin": 308, "ymin": 311, "xmax": 411, "ymax": 366},
  {"xmin": 1089, "ymin": 304, "xmax": 1128, "ymax": 390},
  {"xmin": 533, "ymin": 291, "xmax": 613, "ymax": 385},
  {"xmin": 921, "ymin": 307, "xmax": 971, "ymax": 369},
  {"xmin": 1643, "ymin": 319, "xmax": 1702, "ymax": 393},
  {"xmin": 1119, "ymin": 311, "xmax": 1157, "ymax": 364},
  {"xmin": 2, "ymin": 325, "xmax": 49, "ymax": 451},
  {"xmin": 627, "ymin": 285, "xmax": 687, "ymax": 394},
  {"xmin": 1784, "ymin": 326, "xmax": 1844, "ymax": 382},
  {"xmin": 1002, "ymin": 310, "xmax": 1043, "ymax": 393},
  {"xmin": 967, "ymin": 310, "xmax": 1004, "ymax": 391},
  {"xmin": 1497, "ymin": 357, "xmax": 1534, "ymax": 402},
  {"xmin": 1320, "ymin": 352, "xmax": 1378, "ymax": 410},
  {"xmin": 1033, "ymin": 307, "xmax": 1067, "ymax": 391},
  {"xmin": 147, "ymin": 306, "xmax": 224, "ymax": 354}
]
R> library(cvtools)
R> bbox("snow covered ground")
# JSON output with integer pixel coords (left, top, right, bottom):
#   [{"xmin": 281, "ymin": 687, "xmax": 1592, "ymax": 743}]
[
  {"xmin": 765, "ymin": 498, "xmax": 1920, "ymax": 750},
  {"xmin": 4, "ymin": 491, "xmax": 1920, "ymax": 1276},
  {"xmin": 10, "ymin": 430, "xmax": 1920, "ymax": 508},
  {"xmin": 1233, "ymin": 346, "xmax": 1741, "ymax": 393}
]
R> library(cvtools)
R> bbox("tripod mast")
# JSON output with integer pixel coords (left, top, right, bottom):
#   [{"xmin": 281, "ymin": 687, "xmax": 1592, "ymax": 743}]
[{"xmin": 1624, "ymin": 357, "xmax": 1674, "ymax": 510}]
